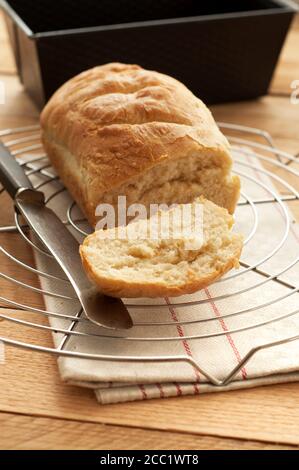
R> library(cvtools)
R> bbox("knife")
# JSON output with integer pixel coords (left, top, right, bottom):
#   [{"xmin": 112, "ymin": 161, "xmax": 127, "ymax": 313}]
[{"xmin": 0, "ymin": 142, "xmax": 133, "ymax": 330}]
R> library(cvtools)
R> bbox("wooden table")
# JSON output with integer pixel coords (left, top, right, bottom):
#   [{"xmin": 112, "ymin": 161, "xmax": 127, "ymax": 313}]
[{"xmin": 0, "ymin": 11, "xmax": 299, "ymax": 450}]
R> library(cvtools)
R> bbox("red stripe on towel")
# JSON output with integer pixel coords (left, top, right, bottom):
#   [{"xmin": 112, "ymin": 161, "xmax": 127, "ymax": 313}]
[
  {"xmin": 165, "ymin": 297, "xmax": 200, "ymax": 394},
  {"xmin": 138, "ymin": 384, "xmax": 148, "ymax": 400},
  {"xmin": 204, "ymin": 288, "xmax": 247, "ymax": 380},
  {"xmin": 156, "ymin": 383, "xmax": 165, "ymax": 398},
  {"xmin": 173, "ymin": 382, "xmax": 183, "ymax": 396}
]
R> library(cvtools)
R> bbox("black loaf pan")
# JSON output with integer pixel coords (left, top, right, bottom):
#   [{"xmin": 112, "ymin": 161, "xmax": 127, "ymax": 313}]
[{"xmin": 1, "ymin": 0, "xmax": 298, "ymax": 108}]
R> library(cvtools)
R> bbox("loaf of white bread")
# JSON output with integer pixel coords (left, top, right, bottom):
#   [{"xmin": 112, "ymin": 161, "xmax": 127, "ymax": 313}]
[
  {"xmin": 41, "ymin": 63, "xmax": 240, "ymax": 226},
  {"xmin": 41, "ymin": 63, "xmax": 242, "ymax": 298}
]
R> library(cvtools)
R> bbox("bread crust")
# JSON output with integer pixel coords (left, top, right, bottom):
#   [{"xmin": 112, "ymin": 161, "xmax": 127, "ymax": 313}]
[
  {"xmin": 79, "ymin": 197, "xmax": 243, "ymax": 298},
  {"xmin": 80, "ymin": 241, "xmax": 242, "ymax": 298},
  {"xmin": 41, "ymin": 63, "xmax": 239, "ymax": 226}
]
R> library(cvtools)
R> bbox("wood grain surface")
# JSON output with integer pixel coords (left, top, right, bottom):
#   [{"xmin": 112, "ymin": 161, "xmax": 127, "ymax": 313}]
[
  {"xmin": 0, "ymin": 412, "xmax": 296, "ymax": 450},
  {"xmin": 0, "ymin": 10, "xmax": 298, "ymax": 450},
  {"xmin": 271, "ymin": 14, "xmax": 299, "ymax": 95}
]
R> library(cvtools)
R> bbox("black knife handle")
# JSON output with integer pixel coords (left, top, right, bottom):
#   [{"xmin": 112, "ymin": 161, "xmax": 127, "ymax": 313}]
[{"xmin": 0, "ymin": 142, "xmax": 33, "ymax": 199}]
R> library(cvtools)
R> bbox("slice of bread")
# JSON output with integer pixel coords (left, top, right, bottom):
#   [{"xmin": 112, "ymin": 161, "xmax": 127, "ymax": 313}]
[{"xmin": 80, "ymin": 198, "xmax": 243, "ymax": 298}]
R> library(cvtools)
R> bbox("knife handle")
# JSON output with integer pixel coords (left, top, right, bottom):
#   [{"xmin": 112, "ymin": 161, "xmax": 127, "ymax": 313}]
[{"xmin": 0, "ymin": 142, "xmax": 33, "ymax": 199}]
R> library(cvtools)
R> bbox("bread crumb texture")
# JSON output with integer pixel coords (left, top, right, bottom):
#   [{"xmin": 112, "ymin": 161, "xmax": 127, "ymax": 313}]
[{"xmin": 80, "ymin": 198, "xmax": 243, "ymax": 298}]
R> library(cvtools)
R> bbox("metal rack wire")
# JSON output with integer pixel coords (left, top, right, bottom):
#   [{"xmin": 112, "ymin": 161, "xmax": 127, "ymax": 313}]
[{"xmin": 0, "ymin": 123, "xmax": 298, "ymax": 387}]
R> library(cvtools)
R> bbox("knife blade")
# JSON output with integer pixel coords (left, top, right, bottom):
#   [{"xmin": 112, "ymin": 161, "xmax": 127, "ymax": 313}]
[{"xmin": 0, "ymin": 142, "xmax": 133, "ymax": 330}]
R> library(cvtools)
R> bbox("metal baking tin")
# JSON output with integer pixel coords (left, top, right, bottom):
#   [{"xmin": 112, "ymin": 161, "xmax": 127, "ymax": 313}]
[{"xmin": 1, "ymin": 0, "xmax": 298, "ymax": 108}]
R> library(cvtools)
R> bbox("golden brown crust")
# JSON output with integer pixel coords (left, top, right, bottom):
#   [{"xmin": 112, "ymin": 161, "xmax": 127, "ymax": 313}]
[
  {"xmin": 41, "ymin": 63, "xmax": 239, "ymax": 226},
  {"xmin": 41, "ymin": 136, "xmax": 94, "ymax": 222}
]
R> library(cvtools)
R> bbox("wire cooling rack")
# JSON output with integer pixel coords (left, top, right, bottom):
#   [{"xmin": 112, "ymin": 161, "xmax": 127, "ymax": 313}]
[{"xmin": 0, "ymin": 123, "xmax": 298, "ymax": 387}]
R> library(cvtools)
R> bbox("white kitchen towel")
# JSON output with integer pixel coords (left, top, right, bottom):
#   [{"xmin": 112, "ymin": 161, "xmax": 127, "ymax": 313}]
[{"xmin": 32, "ymin": 148, "xmax": 299, "ymax": 404}]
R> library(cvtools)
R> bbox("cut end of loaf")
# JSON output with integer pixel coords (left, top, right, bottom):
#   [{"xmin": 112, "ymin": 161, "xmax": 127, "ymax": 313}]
[{"xmin": 80, "ymin": 197, "xmax": 243, "ymax": 298}]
